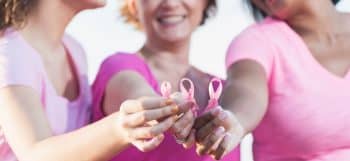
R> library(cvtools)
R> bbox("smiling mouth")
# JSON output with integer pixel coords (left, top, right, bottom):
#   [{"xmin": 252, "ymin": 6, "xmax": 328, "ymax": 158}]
[{"xmin": 157, "ymin": 15, "xmax": 186, "ymax": 25}]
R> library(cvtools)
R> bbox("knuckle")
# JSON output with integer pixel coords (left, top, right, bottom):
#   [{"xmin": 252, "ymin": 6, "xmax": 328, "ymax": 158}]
[
  {"xmin": 139, "ymin": 112, "xmax": 148, "ymax": 123},
  {"xmin": 127, "ymin": 131, "xmax": 134, "ymax": 139},
  {"xmin": 121, "ymin": 119, "xmax": 129, "ymax": 127},
  {"xmin": 145, "ymin": 130, "xmax": 154, "ymax": 138},
  {"xmin": 149, "ymin": 127, "xmax": 159, "ymax": 137},
  {"xmin": 120, "ymin": 100, "xmax": 131, "ymax": 112},
  {"xmin": 172, "ymin": 124, "xmax": 181, "ymax": 133},
  {"xmin": 179, "ymin": 131, "xmax": 188, "ymax": 139}
]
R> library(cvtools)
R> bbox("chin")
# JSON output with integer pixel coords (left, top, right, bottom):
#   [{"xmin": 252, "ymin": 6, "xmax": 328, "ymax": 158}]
[
  {"xmin": 81, "ymin": 0, "xmax": 106, "ymax": 10},
  {"xmin": 158, "ymin": 30, "xmax": 191, "ymax": 42},
  {"xmin": 160, "ymin": 35, "xmax": 189, "ymax": 44}
]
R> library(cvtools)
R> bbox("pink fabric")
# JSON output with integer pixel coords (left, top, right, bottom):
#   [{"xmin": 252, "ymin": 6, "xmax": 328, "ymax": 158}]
[
  {"xmin": 226, "ymin": 17, "xmax": 350, "ymax": 161},
  {"xmin": 92, "ymin": 53, "xmax": 240, "ymax": 161},
  {"xmin": 0, "ymin": 29, "xmax": 92, "ymax": 161}
]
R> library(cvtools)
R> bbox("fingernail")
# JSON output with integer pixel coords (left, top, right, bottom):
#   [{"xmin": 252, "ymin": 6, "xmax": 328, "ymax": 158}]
[
  {"xmin": 172, "ymin": 105, "xmax": 179, "ymax": 113},
  {"xmin": 166, "ymin": 99, "xmax": 174, "ymax": 105},
  {"xmin": 218, "ymin": 111, "xmax": 228, "ymax": 120},
  {"xmin": 215, "ymin": 126, "xmax": 225, "ymax": 135}
]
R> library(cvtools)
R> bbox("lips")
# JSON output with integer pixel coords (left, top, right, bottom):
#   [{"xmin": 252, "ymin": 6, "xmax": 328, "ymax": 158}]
[
  {"xmin": 264, "ymin": 0, "xmax": 276, "ymax": 4},
  {"xmin": 157, "ymin": 15, "xmax": 186, "ymax": 25}
]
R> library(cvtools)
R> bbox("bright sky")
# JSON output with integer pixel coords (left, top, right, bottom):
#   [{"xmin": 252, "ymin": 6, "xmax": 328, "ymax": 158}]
[{"xmin": 67, "ymin": 0, "xmax": 350, "ymax": 160}]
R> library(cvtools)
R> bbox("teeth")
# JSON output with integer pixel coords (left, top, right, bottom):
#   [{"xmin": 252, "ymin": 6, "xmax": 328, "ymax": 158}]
[{"xmin": 160, "ymin": 16, "xmax": 184, "ymax": 24}]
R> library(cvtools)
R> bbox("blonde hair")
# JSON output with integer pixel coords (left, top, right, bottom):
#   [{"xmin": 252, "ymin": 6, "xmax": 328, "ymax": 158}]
[{"xmin": 120, "ymin": 0, "xmax": 217, "ymax": 29}]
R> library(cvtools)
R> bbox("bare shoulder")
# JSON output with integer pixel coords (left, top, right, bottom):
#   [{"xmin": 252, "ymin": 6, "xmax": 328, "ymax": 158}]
[{"xmin": 341, "ymin": 13, "xmax": 350, "ymax": 33}]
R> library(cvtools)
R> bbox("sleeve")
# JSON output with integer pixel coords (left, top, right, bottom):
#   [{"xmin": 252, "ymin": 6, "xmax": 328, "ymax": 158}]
[
  {"xmin": 93, "ymin": 53, "xmax": 153, "ymax": 88},
  {"xmin": 101, "ymin": 53, "xmax": 149, "ymax": 77},
  {"xmin": 0, "ymin": 45, "xmax": 41, "ymax": 91},
  {"xmin": 225, "ymin": 25, "xmax": 275, "ymax": 78}
]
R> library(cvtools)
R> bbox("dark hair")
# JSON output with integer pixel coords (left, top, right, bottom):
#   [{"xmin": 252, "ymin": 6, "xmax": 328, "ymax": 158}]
[
  {"xmin": 245, "ymin": 0, "xmax": 341, "ymax": 21},
  {"xmin": 202, "ymin": 0, "xmax": 217, "ymax": 25},
  {"xmin": 0, "ymin": 0, "xmax": 37, "ymax": 31},
  {"xmin": 120, "ymin": 0, "xmax": 217, "ymax": 29}
]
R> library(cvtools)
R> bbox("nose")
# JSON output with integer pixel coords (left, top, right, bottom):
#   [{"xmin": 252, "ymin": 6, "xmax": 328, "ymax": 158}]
[{"xmin": 160, "ymin": 0, "xmax": 181, "ymax": 10}]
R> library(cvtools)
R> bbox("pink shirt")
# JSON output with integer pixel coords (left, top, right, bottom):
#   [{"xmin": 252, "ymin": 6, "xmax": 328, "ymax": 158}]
[
  {"xmin": 92, "ymin": 53, "xmax": 240, "ymax": 161},
  {"xmin": 226, "ymin": 17, "xmax": 350, "ymax": 161},
  {"xmin": 0, "ymin": 29, "xmax": 92, "ymax": 161}
]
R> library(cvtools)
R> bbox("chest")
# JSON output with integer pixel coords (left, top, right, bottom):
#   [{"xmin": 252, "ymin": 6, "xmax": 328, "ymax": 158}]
[
  {"xmin": 256, "ymin": 41, "xmax": 350, "ymax": 154},
  {"xmin": 41, "ymin": 51, "xmax": 80, "ymax": 102},
  {"xmin": 303, "ymin": 34, "xmax": 350, "ymax": 78}
]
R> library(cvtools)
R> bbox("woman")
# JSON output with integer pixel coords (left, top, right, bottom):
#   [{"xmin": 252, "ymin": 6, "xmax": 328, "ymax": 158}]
[
  {"xmin": 194, "ymin": 0, "xmax": 350, "ymax": 160},
  {"xmin": 92, "ymin": 0, "xmax": 240, "ymax": 161},
  {"xmin": 0, "ymin": 0, "xmax": 185, "ymax": 160}
]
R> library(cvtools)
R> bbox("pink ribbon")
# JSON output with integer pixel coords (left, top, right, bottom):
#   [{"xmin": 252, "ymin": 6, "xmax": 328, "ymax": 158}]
[
  {"xmin": 205, "ymin": 77, "xmax": 223, "ymax": 112},
  {"xmin": 160, "ymin": 81, "xmax": 172, "ymax": 98},
  {"xmin": 179, "ymin": 78, "xmax": 198, "ymax": 116},
  {"xmin": 160, "ymin": 77, "xmax": 222, "ymax": 116}
]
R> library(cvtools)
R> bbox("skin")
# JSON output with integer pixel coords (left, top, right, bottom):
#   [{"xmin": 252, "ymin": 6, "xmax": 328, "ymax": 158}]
[
  {"xmin": 194, "ymin": 0, "xmax": 350, "ymax": 160},
  {"xmin": 0, "ymin": 0, "xmax": 185, "ymax": 160},
  {"xmin": 103, "ymin": 0, "xmax": 212, "ymax": 151}
]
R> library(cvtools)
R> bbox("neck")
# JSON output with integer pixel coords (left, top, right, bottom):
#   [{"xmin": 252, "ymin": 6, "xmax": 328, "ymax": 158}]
[
  {"xmin": 287, "ymin": 1, "xmax": 341, "ymax": 38},
  {"xmin": 141, "ymin": 37, "xmax": 191, "ymax": 67},
  {"xmin": 19, "ymin": 0, "xmax": 77, "ymax": 51}
]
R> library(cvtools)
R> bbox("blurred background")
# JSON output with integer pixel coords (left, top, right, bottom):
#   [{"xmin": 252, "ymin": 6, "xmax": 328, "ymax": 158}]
[{"xmin": 67, "ymin": 0, "xmax": 350, "ymax": 160}]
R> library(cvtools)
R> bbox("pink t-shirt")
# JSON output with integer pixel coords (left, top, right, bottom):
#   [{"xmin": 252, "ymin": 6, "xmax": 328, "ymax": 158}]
[
  {"xmin": 92, "ymin": 53, "xmax": 240, "ymax": 161},
  {"xmin": 0, "ymin": 29, "xmax": 92, "ymax": 161},
  {"xmin": 226, "ymin": 17, "xmax": 350, "ymax": 161}
]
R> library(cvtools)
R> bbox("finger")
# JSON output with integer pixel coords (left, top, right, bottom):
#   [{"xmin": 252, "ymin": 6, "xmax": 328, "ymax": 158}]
[
  {"xmin": 132, "ymin": 134, "xmax": 164, "ymax": 152},
  {"xmin": 177, "ymin": 101, "xmax": 194, "ymax": 114},
  {"xmin": 123, "ymin": 105, "xmax": 178, "ymax": 127},
  {"xmin": 172, "ymin": 110, "xmax": 194, "ymax": 138},
  {"xmin": 170, "ymin": 92, "xmax": 185, "ymax": 104},
  {"xmin": 157, "ymin": 101, "xmax": 194, "ymax": 122},
  {"xmin": 212, "ymin": 133, "xmax": 238, "ymax": 160},
  {"xmin": 174, "ymin": 118, "xmax": 194, "ymax": 144},
  {"xmin": 130, "ymin": 116, "xmax": 176, "ymax": 139},
  {"xmin": 177, "ymin": 117, "xmax": 194, "ymax": 141},
  {"xmin": 194, "ymin": 106, "xmax": 221, "ymax": 129},
  {"xmin": 121, "ymin": 97, "xmax": 174, "ymax": 114},
  {"xmin": 197, "ymin": 126, "xmax": 225, "ymax": 156},
  {"xmin": 196, "ymin": 110, "xmax": 230, "ymax": 142},
  {"xmin": 183, "ymin": 129, "xmax": 196, "ymax": 149}
]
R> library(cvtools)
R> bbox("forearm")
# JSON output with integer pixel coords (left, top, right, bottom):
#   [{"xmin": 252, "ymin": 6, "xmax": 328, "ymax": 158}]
[
  {"xmin": 104, "ymin": 72, "xmax": 159, "ymax": 115},
  {"xmin": 20, "ymin": 113, "xmax": 128, "ymax": 161},
  {"xmin": 220, "ymin": 80, "xmax": 268, "ymax": 135}
]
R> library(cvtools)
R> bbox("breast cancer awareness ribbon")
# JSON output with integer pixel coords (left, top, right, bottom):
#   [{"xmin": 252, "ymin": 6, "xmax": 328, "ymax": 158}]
[
  {"xmin": 160, "ymin": 79, "xmax": 199, "ymax": 116},
  {"xmin": 160, "ymin": 81, "xmax": 172, "ymax": 99},
  {"xmin": 179, "ymin": 78, "xmax": 199, "ymax": 117},
  {"xmin": 205, "ymin": 77, "xmax": 223, "ymax": 112}
]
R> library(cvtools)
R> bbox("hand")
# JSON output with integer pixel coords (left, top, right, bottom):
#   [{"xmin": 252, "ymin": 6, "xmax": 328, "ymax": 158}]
[
  {"xmin": 116, "ymin": 97, "xmax": 180, "ymax": 152},
  {"xmin": 193, "ymin": 106, "xmax": 245, "ymax": 160},
  {"xmin": 169, "ymin": 92, "xmax": 197, "ymax": 149}
]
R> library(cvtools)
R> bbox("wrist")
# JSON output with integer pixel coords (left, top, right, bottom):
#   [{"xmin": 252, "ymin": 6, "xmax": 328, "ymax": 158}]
[
  {"xmin": 110, "ymin": 112, "xmax": 131, "ymax": 147},
  {"xmin": 226, "ymin": 110, "xmax": 246, "ymax": 139}
]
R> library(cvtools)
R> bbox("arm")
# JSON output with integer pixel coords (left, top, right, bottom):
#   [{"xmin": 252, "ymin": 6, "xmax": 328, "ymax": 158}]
[
  {"xmin": 221, "ymin": 60, "xmax": 268, "ymax": 134},
  {"xmin": 0, "ymin": 86, "xmax": 127, "ymax": 161},
  {"xmin": 0, "ymin": 85, "xmax": 179, "ymax": 161},
  {"xmin": 194, "ymin": 60, "xmax": 269, "ymax": 160}
]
